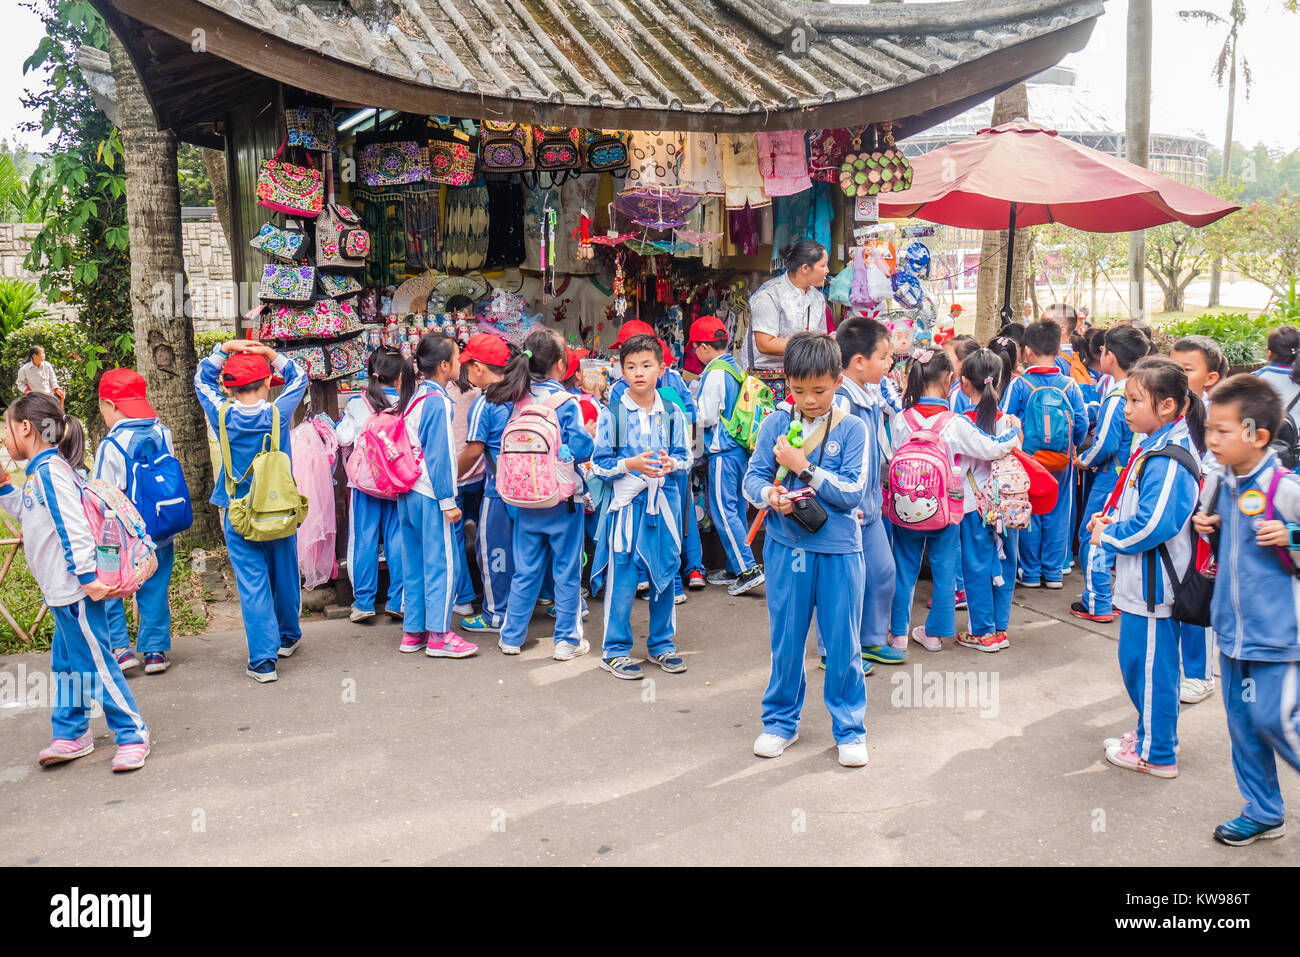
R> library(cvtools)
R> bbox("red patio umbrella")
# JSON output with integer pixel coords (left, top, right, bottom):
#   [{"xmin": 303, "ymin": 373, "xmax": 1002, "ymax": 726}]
[{"xmin": 879, "ymin": 120, "xmax": 1240, "ymax": 323}]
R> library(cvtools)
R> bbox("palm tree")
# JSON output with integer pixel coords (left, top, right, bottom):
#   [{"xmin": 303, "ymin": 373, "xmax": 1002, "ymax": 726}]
[
  {"xmin": 0, "ymin": 154, "xmax": 34, "ymax": 222},
  {"xmin": 1179, "ymin": 1, "xmax": 1250, "ymax": 307}
]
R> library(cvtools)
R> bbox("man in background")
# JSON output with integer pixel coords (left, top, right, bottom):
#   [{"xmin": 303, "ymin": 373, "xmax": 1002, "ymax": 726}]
[{"xmin": 16, "ymin": 345, "xmax": 65, "ymax": 405}]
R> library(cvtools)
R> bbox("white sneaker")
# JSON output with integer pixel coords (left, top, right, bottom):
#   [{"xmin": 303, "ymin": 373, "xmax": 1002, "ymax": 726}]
[
  {"xmin": 837, "ymin": 741, "xmax": 869, "ymax": 767},
  {"xmin": 552, "ymin": 638, "xmax": 590, "ymax": 661},
  {"xmin": 911, "ymin": 626, "xmax": 943, "ymax": 652},
  {"xmin": 753, "ymin": 731, "xmax": 798, "ymax": 758},
  {"xmin": 497, "ymin": 639, "xmax": 521, "ymax": 656},
  {"xmin": 453, "ymin": 603, "xmax": 474, "ymax": 615},
  {"xmin": 1181, "ymin": 676, "xmax": 1216, "ymax": 704},
  {"xmin": 674, "ymin": 592, "xmax": 687, "ymax": 605},
  {"xmin": 888, "ymin": 633, "xmax": 908, "ymax": 651},
  {"xmin": 350, "ymin": 605, "xmax": 375, "ymax": 623},
  {"xmin": 1044, "ymin": 580, "xmax": 1064, "ymax": 590}
]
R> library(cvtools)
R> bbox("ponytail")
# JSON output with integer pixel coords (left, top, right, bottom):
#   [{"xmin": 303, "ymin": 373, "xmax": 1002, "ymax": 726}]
[
  {"xmin": 398, "ymin": 335, "xmax": 457, "ymax": 414},
  {"xmin": 6, "ymin": 393, "xmax": 86, "ymax": 468},
  {"xmin": 1267, "ymin": 325, "xmax": 1300, "ymax": 386},
  {"xmin": 481, "ymin": 341, "xmax": 524, "ymax": 405},
  {"xmin": 490, "ymin": 328, "xmax": 566, "ymax": 406},
  {"xmin": 961, "ymin": 349, "xmax": 1003, "ymax": 436},
  {"xmin": 365, "ymin": 347, "xmax": 407, "ymax": 412},
  {"xmin": 902, "ymin": 348, "xmax": 953, "ymax": 409}
]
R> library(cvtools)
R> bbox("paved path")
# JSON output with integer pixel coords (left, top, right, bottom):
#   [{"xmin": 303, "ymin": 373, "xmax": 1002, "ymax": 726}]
[{"xmin": 1, "ymin": 572, "xmax": 1294, "ymax": 866}]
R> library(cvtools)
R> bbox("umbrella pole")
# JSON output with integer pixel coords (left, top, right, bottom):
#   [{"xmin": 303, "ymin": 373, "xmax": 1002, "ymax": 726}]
[{"xmin": 1000, "ymin": 204, "xmax": 1017, "ymax": 327}]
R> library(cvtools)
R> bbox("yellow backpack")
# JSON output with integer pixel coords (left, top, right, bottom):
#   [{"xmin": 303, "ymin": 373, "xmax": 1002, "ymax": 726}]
[{"xmin": 220, "ymin": 402, "xmax": 309, "ymax": 541}]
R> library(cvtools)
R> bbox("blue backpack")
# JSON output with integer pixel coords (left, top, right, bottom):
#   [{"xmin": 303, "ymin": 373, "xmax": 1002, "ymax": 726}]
[
  {"xmin": 106, "ymin": 434, "xmax": 194, "ymax": 543},
  {"xmin": 1021, "ymin": 378, "xmax": 1075, "ymax": 474}
]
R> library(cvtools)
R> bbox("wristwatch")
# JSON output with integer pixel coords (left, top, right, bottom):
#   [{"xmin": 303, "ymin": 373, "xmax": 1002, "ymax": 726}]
[{"xmin": 798, "ymin": 466, "xmax": 815, "ymax": 485}]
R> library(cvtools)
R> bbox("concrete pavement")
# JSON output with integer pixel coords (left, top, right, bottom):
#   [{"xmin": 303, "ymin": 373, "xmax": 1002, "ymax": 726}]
[{"xmin": 0, "ymin": 571, "xmax": 1294, "ymax": 866}]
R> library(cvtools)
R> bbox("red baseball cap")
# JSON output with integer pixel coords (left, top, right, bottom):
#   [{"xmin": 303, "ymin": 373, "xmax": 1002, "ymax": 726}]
[
  {"xmin": 222, "ymin": 352, "xmax": 283, "ymax": 388},
  {"xmin": 98, "ymin": 368, "xmax": 156, "ymax": 418},
  {"xmin": 563, "ymin": 347, "xmax": 590, "ymax": 382},
  {"xmin": 460, "ymin": 333, "xmax": 512, "ymax": 368},
  {"xmin": 688, "ymin": 315, "xmax": 729, "ymax": 345},
  {"xmin": 949, "ymin": 303, "xmax": 964, "ymax": 314},
  {"xmin": 614, "ymin": 320, "xmax": 654, "ymax": 345}
]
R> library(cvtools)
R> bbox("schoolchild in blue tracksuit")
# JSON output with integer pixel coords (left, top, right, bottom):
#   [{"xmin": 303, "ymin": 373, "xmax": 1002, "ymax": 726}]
[
  {"xmin": 396, "ymin": 335, "xmax": 477, "ymax": 660},
  {"xmin": 944, "ymin": 337, "xmax": 979, "ymax": 605},
  {"xmin": 448, "ymin": 376, "xmax": 484, "ymax": 615},
  {"xmin": 954, "ymin": 349, "xmax": 1025, "ymax": 652},
  {"xmin": 744, "ymin": 332, "xmax": 871, "ymax": 768},
  {"xmin": 1, "ymin": 394, "xmax": 150, "ymax": 771},
  {"xmin": 496, "ymin": 328, "xmax": 595, "ymax": 659},
  {"xmin": 814, "ymin": 318, "xmax": 903, "ymax": 669},
  {"xmin": 590, "ymin": 335, "xmax": 691, "ymax": 679},
  {"xmin": 1093, "ymin": 357, "xmax": 1203, "ymax": 778},
  {"xmin": 889, "ymin": 349, "xmax": 1021, "ymax": 653},
  {"xmin": 1001, "ymin": 319, "xmax": 1088, "ymax": 588},
  {"xmin": 195, "ymin": 340, "xmax": 307, "ymax": 683},
  {"xmin": 1070, "ymin": 325, "xmax": 1144, "ymax": 623},
  {"xmin": 95, "ymin": 368, "xmax": 181, "ymax": 676},
  {"xmin": 1254, "ymin": 326, "xmax": 1300, "ymax": 416},
  {"xmin": 689, "ymin": 315, "xmax": 765, "ymax": 596},
  {"xmin": 1196, "ymin": 375, "xmax": 1300, "ymax": 844},
  {"xmin": 335, "ymin": 348, "xmax": 407, "ymax": 624},
  {"xmin": 458, "ymin": 333, "xmax": 518, "ymax": 634}
]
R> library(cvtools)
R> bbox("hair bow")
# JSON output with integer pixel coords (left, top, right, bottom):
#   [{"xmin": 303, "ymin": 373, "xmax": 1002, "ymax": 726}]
[{"xmin": 911, "ymin": 348, "xmax": 934, "ymax": 364}]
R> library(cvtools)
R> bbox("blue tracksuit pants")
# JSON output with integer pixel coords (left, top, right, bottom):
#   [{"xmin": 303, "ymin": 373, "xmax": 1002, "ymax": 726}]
[
  {"xmin": 453, "ymin": 482, "xmax": 484, "ymax": 606},
  {"xmin": 891, "ymin": 522, "xmax": 960, "ymax": 638},
  {"xmin": 1019, "ymin": 465, "xmax": 1073, "ymax": 585},
  {"xmin": 762, "ymin": 541, "xmax": 866, "ymax": 744},
  {"xmin": 1181, "ymin": 625, "xmax": 1214, "ymax": 682},
  {"xmin": 347, "ymin": 489, "xmax": 403, "ymax": 615},
  {"xmin": 398, "ymin": 492, "xmax": 456, "ymax": 635},
  {"xmin": 705, "ymin": 448, "xmax": 756, "ymax": 574},
  {"xmin": 475, "ymin": 494, "xmax": 514, "ymax": 628},
  {"xmin": 960, "ymin": 514, "xmax": 1018, "ymax": 636},
  {"xmin": 602, "ymin": 559, "xmax": 677, "ymax": 661},
  {"xmin": 500, "ymin": 502, "xmax": 585, "ymax": 648},
  {"xmin": 50, "ymin": 597, "xmax": 148, "ymax": 745},
  {"xmin": 224, "ymin": 516, "xmax": 301, "ymax": 667},
  {"xmin": 1118, "ymin": 612, "xmax": 1182, "ymax": 765},
  {"xmin": 816, "ymin": 517, "xmax": 894, "ymax": 654},
  {"xmin": 105, "ymin": 540, "xmax": 174, "ymax": 654},
  {"xmin": 1220, "ymin": 654, "xmax": 1300, "ymax": 826},
  {"xmin": 677, "ymin": 470, "xmax": 703, "ymax": 578},
  {"xmin": 1078, "ymin": 473, "xmax": 1116, "ymax": 615}
]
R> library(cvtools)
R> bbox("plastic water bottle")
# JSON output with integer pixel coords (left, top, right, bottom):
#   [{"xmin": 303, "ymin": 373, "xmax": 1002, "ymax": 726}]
[
  {"xmin": 557, "ymin": 444, "xmax": 574, "ymax": 464},
  {"xmin": 97, "ymin": 511, "xmax": 122, "ymax": 574}
]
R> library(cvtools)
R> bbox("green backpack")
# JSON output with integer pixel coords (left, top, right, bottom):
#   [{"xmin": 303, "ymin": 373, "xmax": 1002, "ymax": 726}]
[
  {"xmin": 703, "ymin": 358, "xmax": 776, "ymax": 452},
  {"xmin": 220, "ymin": 402, "xmax": 309, "ymax": 541}
]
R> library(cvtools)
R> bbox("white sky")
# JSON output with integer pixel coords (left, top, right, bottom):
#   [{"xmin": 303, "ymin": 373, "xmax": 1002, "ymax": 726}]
[{"xmin": 2, "ymin": 0, "xmax": 1298, "ymax": 153}]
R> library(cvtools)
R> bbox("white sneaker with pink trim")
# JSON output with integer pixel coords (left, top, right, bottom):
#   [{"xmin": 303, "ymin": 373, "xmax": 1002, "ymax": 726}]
[{"xmin": 911, "ymin": 627, "xmax": 944, "ymax": 652}]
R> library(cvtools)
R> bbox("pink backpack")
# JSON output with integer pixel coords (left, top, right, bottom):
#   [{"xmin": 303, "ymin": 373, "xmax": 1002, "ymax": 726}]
[
  {"xmin": 496, "ymin": 393, "xmax": 578, "ymax": 508},
  {"xmin": 345, "ymin": 396, "xmax": 423, "ymax": 500},
  {"xmin": 886, "ymin": 409, "xmax": 964, "ymax": 531},
  {"xmin": 79, "ymin": 476, "xmax": 159, "ymax": 595}
]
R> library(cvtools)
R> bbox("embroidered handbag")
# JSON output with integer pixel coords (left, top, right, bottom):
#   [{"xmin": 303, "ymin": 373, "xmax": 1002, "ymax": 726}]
[
  {"xmin": 317, "ymin": 272, "xmax": 362, "ymax": 299},
  {"xmin": 427, "ymin": 129, "xmax": 476, "ymax": 186},
  {"xmin": 359, "ymin": 141, "xmax": 430, "ymax": 186},
  {"xmin": 278, "ymin": 344, "xmax": 327, "ymax": 379},
  {"xmin": 258, "ymin": 264, "xmax": 316, "ymax": 304},
  {"xmin": 259, "ymin": 298, "xmax": 359, "ymax": 340},
  {"xmin": 324, "ymin": 333, "xmax": 368, "ymax": 379},
  {"xmin": 533, "ymin": 127, "xmax": 581, "ymax": 171},
  {"xmin": 581, "ymin": 130, "xmax": 630, "ymax": 172},
  {"xmin": 479, "ymin": 122, "xmax": 534, "ymax": 173},
  {"xmin": 257, "ymin": 139, "xmax": 324, "ymax": 218},
  {"xmin": 249, "ymin": 223, "xmax": 308, "ymax": 263},
  {"xmin": 286, "ymin": 106, "xmax": 336, "ymax": 152},
  {"xmin": 317, "ymin": 203, "xmax": 370, "ymax": 269}
]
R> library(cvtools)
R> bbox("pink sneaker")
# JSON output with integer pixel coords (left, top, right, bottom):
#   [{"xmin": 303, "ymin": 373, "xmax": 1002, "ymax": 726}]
[
  {"xmin": 911, "ymin": 626, "xmax": 944, "ymax": 652},
  {"xmin": 955, "ymin": 632, "xmax": 1000, "ymax": 653},
  {"xmin": 38, "ymin": 731, "xmax": 94, "ymax": 767},
  {"xmin": 888, "ymin": 633, "xmax": 908, "ymax": 651},
  {"xmin": 425, "ymin": 632, "xmax": 478, "ymax": 658},
  {"xmin": 1102, "ymin": 729, "xmax": 1138, "ymax": 751},
  {"xmin": 399, "ymin": 632, "xmax": 427, "ymax": 653},
  {"xmin": 111, "ymin": 733, "xmax": 150, "ymax": 773},
  {"xmin": 1105, "ymin": 740, "xmax": 1177, "ymax": 778}
]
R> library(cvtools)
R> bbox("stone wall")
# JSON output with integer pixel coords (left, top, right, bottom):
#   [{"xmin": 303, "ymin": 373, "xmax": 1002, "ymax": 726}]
[{"xmin": 0, "ymin": 219, "xmax": 236, "ymax": 333}]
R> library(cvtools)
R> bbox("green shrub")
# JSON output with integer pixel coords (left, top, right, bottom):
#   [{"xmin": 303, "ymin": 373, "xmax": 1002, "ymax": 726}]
[
  {"xmin": 1159, "ymin": 312, "xmax": 1269, "ymax": 367},
  {"xmin": 1, "ymin": 319, "xmax": 99, "ymax": 429},
  {"xmin": 0, "ymin": 278, "xmax": 49, "ymax": 338},
  {"xmin": 193, "ymin": 329, "xmax": 232, "ymax": 358}
]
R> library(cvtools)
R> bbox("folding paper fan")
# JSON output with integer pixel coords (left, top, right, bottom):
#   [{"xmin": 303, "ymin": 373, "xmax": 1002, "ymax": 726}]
[
  {"xmin": 391, "ymin": 275, "xmax": 439, "ymax": 314},
  {"xmin": 614, "ymin": 187, "xmax": 702, "ymax": 230}
]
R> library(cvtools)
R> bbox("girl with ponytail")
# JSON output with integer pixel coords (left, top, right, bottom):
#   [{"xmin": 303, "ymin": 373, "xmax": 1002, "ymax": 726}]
[
  {"xmin": 0, "ymin": 394, "xmax": 151, "ymax": 771},
  {"xmin": 335, "ymin": 347, "xmax": 413, "ymax": 624}
]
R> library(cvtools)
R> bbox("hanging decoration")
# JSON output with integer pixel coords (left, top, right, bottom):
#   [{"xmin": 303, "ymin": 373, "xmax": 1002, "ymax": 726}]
[
  {"xmin": 613, "ymin": 252, "xmax": 627, "ymax": 319},
  {"xmin": 613, "ymin": 186, "xmax": 703, "ymax": 230},
  {"xmin": 539, "ymin": 205, "xmax": 558, "ymax": 301},
  {"xmin": 838, "ymin": 124, "xmax": 913, "ymax": 198},
  {"xmin": 571, "ymin": 208, "xmax": 594, "ymax": 260}
]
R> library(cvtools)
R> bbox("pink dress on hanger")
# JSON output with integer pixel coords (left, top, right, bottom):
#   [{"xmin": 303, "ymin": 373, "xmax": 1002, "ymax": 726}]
[{"xmin": 756, "ymin": 131, "xmax": 812, "ymax": 197}]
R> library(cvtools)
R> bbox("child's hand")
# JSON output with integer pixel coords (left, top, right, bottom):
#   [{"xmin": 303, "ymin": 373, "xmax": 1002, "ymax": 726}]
[
  {"xmin": 1256, "ymin": 519, "xmax": 1290, "ymax": 548},
  {"xmin": 584, "ymin": 419, "xmax": 598, "ymax": 438},
  {"xmin": 1089, "ymin": 513, "xmax": 1114, "ymax": 546},
  {"xmin": 767, "ymin": 485, "xmax": 794, "ymax": 515},
  {"xmin": 1192, "ymin": 511, "xmax": 1221, "ymax": 537},
  {"xmin": 443, "ymin": 506, "xmax": 463, "ymax": 524},
  {"xmin": 82, "ymin": 579, "xmax": 113, "ymax": 602},
  {"xmin": 222, "ymin": 339, "xmax": 259, "ymax": 354},
  {"xmin": 774, "ymin": 436, "xmax": 810, "ymax": 473},
  {"xmin": 656, "ymin": 451, "xmax": 674, "ymax": 475},
  {"xmin": 625, "ymin": 452, "xmax": 665, "ymax": 477}
]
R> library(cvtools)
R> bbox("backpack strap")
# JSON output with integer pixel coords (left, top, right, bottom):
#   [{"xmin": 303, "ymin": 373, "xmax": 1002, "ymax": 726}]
[
  {"xmin": 219, "ymin": 402, "xmax": 271, "ymax": 500},
  {"xmin": 1265, "ymin": 466, "xmax": 1300, "ymax": 578},
  {"xmin": 1134, "ymin": 443, "xmax": 1202, "ymax": 611}
]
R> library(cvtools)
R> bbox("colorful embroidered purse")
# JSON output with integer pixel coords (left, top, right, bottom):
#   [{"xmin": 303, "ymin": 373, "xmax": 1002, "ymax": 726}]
[
  {"xmin": 286, "ymin": 106, "xmax": 337, "ymax": 152},
  {"xmin": 324, "ymin": 333, "xmax": 368, "ymax": 379},
  {"xmin": 316, "ymin": 203, "xmax": 370, "ymax": 269},
  {"xmin": 359, "ymin": 141, "xmax": 430, "ymax": 186},
  {"xmin": 580, "ymin": 130, "xmax": 630, "ymax": 172},
  {"xmin": 317, "ymin": 272, "xmax": 362, "ymax": 299},
  {"xmin": 249, "ymin": 223, "xmax": 308, "ymax": 263},
  {"xmin": 259, "ymin": 298, "xmax": 359, "ymax": 340},
  {"xmin": 479, "ymin": 122, "xmax": 534, "ymax": 173},
  {"xmin": 278, "ymin": 345, "xmax": 327, "ymax": 379},
  {"xmin": 258, "ymin": 264, "xmax": 316, "ymax": 304},
  {"xmin": 427, "ymin": 129, "xmax": 476, "ymax": 186},
  {"xmin": 257, "ymin": 139, "xmax": 324, "ymax": 218},
  {"xmin": 533, "ymin": 127, "xmax": 581, "ymax": 171}
]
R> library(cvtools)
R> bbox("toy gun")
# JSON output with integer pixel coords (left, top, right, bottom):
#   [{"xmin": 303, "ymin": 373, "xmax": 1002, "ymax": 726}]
[{"xmin": 746, "ymin": 420, "xmax": 805, "ymax": 544}]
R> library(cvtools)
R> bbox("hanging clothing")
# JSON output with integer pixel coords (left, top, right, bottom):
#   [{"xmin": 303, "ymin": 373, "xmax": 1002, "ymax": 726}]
[
  {"xmin": 727, "ymin": 202, "xmax": 760, "ymax": 257},
  {"xmin": 483, "ymin": 178, "xmax": 525, "ymax": 269},
  {"xmin": 443, "ymin": 181, "xmax": 489, "ymax": 270},
  {"xmin": 757, "ymin": 130, "xmax": 812, "ymax": 197},
  {"xmin": 807, "ymin": 129, "xmax": 851, "ymax": 184},
  {"xmin": 680, "ymin": 132, "xmax": 724, "ymax": 195},
  {"xmin": 719, "ymin": 133, "xmax": 770, "ymax": 209},
  {"xmin": 353, "ymin": 186, "xmax": 406, "ymax": 287},
  {"xmin": 771, "ymin": 182, "xmax": 833, "ymax": 267},
  {"xmin": 403, "ymin": 186, "xmax": 442, "ymax": 273},
  {"xmin": 625, "ymin": 131, "xmax": 684, "ymax": 190}
]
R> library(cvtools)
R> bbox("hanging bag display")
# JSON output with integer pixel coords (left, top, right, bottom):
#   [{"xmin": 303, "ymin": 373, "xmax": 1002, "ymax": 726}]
[
  {"xmin": 259, "ymin": 298, "xmax": 359, "ymax": 340},
  {"xmin": 316, "ymin": 161, "xmax": 370, "ymax": 269},
  {"xmin": 317, "ymin": 272, "xmax": 362, "ymax": 299},
  {"xmin": 479, "ymin": 122, "xmax": 535, "ymax": 173},
  {"xmin": 359, "ymin": 140, "xmax": 430, "ymax": 186},
  {"xmin": 285, "ymin": 105, "xmax": 337, "ymax": 153},
  {"xmin": 581, "ymin": 129, "xmax": 630, "ymax": 172},
  {"xmin": 258, "ymin": 263, "xmax": 316, "ymax": 304},
  {"xmin": 533, "ymin": 127, "xmax": 581, "ymax": 172},
  {"xmin": 257, "ymin": 138, "xmax": 324, "ymax": 218},
  {"xmin": 427, "ymin": 128, "xmax": 477, "ymax": 186},
  {"xmin": 249, "ymin": 223, "xmax": 309, "ymax": 263}
]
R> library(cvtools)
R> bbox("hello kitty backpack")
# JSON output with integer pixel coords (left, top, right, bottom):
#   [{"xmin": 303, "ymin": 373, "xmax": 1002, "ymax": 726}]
[
  {"xmin": 886, "ymin": 409, "xmax": 963, "ymax": 531},
  {"xmin": 496, "ymin": 393, "xmax": 578, "ymax": 508}
]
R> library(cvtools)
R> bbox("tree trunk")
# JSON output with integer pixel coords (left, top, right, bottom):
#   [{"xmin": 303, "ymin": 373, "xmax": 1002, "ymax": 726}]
[
  {"xmin": 1207, "ymin": 32, "xmax": 1237, "ymax": 308},
  {"xmin": 1126, "ymin": 0, "xmax": 1152, "ymax": 319},
  {"xmin": 108, "ymin": 31, "xmax": 219, "ymax": 544},
  {"xmin": 202, "ymin": 147, "xmax": 232, "ymax": 249},
  {"xmin": 974, "ymin": 82, "xmax": 1030, "ymax": 343}
]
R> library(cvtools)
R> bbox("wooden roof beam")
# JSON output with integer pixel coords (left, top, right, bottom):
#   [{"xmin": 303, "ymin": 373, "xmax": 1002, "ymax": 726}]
[
  {"xmin": 293, "ymin": 4, "xmax": 341, "ymax": 56},
  {"xmin": 346, "ymin": 16, "xmax": 394, "ymax": 75},
  {"xmin": 394, "ymin": 0, "xmax": 477, "ymax": 91}
]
